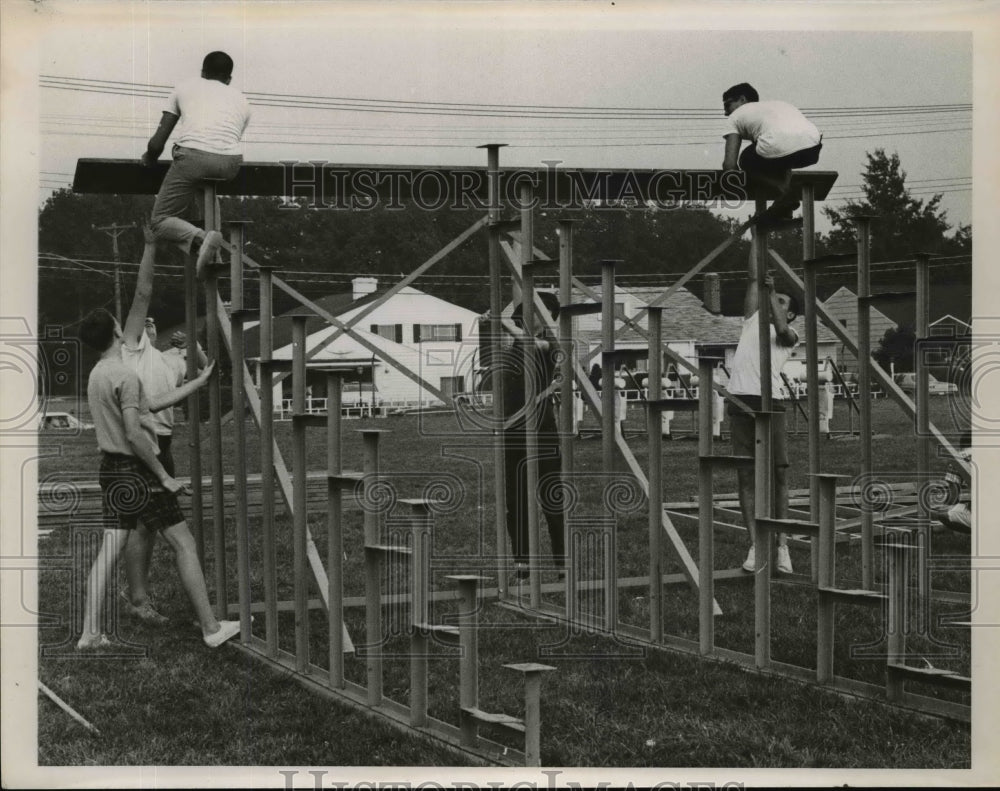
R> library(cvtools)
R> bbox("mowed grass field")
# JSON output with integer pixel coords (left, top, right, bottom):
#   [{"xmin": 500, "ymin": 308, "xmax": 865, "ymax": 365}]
[{"xmin": 34, "ymin": 394, "xmax": 972, "ymax": 767}]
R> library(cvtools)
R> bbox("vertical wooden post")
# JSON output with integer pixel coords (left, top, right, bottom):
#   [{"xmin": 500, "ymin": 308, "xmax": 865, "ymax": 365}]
[
  {"xmin": 753, "ymin": 411, "xmax": 772, "ymax": 670},
  {"xmin": 753, "ymin": 202, "xmax": 773, "ymax": 411},
  {"xmin": 852, "ymin": 215, "xmax": 876, "ymax": 589},
  {"xmin": 647, "ymin": 308, "xmax": 665, "ymax": 643},
  {"xmin": 257, "ymin": 264, "xmax": 278, "ymax": 658},
  {"xmin": 557, "ymin": 220, "xmax": 576, "ymax": 611},
  {"xmin": 914, "ymin": 252, "xmax": 932, "ymax": 605},
  {"xmin": 408, "ymin": 502, "xmax": 431, "ymax": 727},
  {"xmin": 503, "ymin": 663, "xmax": 556, "ymax": 767},
  {"xmin": 226, "ymin": 220, "xmax": 251, "ymax": 638},
  {"xmin": 202, "ymin": 184, "xmax": 227, "ymax": 620},
  {"xmin": 885, "ymin": 530, "xmax": 911, "ymax": 703},
  {"xmin": 362, "ymin": 429, "xmax": 384, "ymax": 705},
  {"xmin": 327, "ymin": 371, "xmax": 345, "ymax": 688},
  {"xmin": 801, "ymin": 184, "xmax": 821, "ymax": 582},
  {"xmin": 815, "ymin": 473, "xmax": 839, "ymax": 683},
  {"xmin": 697, "ymin": 355, "xmax": 716, "ymax": 655},
  {"xmin": 449, "ymin": 575, "xmax": 486, "ymax": 748},
  {"xmin": 519, "ymin": 184, "xmax": 542, "ymax": 608},
  {"xmin": 291, "ymin": 315, "xmax": 310, "ymax": 673},
  {"xmin": 184, "ymin": 214, "xmax": 205, "ymax": 566},
  {"xmin": 600, "ymin": 260, "xmax": 619, "ymax": 473},
  {"xmin": 480, "ymin": 144, "xmax": 508, "ymax": 599}
]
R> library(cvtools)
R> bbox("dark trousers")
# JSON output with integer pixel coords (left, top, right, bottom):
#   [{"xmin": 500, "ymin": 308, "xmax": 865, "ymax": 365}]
[{"xmin": 503, "ymin": 435, "xmax": 566, "ymax": 565}]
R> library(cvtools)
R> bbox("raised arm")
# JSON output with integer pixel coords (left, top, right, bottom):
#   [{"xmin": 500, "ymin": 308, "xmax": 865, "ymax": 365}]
[
  {"xmin": 140, "ymin": 111, "xmax": 180, "ymax": 166},
  {"xmin": 767, "ymin": 276, "xmax": 799, "ymax": 347},
  {"xmin": 122, "ymin": 227, "xmax": 157, "ymax": 347},
  {"xmin": 147, "ymin": 360, "xmax": 216, "ymax": 412}
]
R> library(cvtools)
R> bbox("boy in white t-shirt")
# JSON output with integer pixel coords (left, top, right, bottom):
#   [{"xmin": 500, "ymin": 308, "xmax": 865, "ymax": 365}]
[
  {"xmin": 727, "ymin": 267, "xmax": 800, "ymax": 575},
  {"xmin": 721, "ymin": 83, "xmax": 822, "ymax": 219},
  {"xmin": 141, "ymin": 51, "xmax": 251, "ymax": 279}
]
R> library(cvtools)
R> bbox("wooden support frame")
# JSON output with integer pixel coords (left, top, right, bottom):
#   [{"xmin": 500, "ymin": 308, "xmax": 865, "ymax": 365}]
[{"xmin": 73, "ymin": 151, "xmax": 969, "ymax": 763}]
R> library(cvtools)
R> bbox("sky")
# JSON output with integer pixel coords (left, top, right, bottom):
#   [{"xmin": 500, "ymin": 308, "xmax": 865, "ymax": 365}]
[
  {"xmin": 31, "ymin": 5, "xmax": 975, "ymax": 234},
  {"xmin": 5, "ymin": 1, "xmax": 1000, "ymax": 788}
]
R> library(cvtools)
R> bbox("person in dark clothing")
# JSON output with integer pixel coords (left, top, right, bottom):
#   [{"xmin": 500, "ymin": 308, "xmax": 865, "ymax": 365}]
[{"xmin": 497, "ymin": 292, "xmax": 566, "ymax": 582}]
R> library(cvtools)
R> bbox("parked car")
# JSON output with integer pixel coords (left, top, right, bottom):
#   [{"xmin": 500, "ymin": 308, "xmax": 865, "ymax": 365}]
[
  {"xmin": 37, "ymin": 411, "xmax": 93, "ymax": 431},
  {"xmin": 892, "ymin": 372, "xmax": 958, "ymax": 396}
]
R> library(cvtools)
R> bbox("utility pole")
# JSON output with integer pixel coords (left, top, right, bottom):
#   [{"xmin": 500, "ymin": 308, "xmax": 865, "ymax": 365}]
[{"xmin": 94, "ymin": 223, "xmax": 137, "ymax": 322}]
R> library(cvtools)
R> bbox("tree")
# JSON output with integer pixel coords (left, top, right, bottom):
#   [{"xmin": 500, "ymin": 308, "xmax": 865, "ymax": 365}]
[
  {"xmin": 873, "ymin": 323, "xmax": 915, "ymax": 372},
  {"xmin": 823, "ymin": 149, "xmax": 971, "ymax": 261}
]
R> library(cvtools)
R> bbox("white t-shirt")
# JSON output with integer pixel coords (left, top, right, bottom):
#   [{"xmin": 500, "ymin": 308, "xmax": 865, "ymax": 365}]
[
  {"xmin": 724, "ymin": 100, "xmax": 820, "ymax": 159},
  {"xmin": 728, "ymin": 312, "xmax": 798, "ymax": 399},
  {"xmin": 166, "ymin": 77, "xmax": 251, "ymax": 156},
  {"xmin": 121, "ymin": 331, "xmax": 182, "ymax": 436},
  {"xmin": 87, "ymin": 357, "xmax": 160, "ymax": 457}
]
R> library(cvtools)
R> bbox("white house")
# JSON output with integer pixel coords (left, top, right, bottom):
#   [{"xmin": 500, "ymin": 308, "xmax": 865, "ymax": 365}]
[
  {"xmin": 249, "ymin": 278, "xmax": 483, "ymax": 414},
  {"xmin": 549, "ymin": 281, "xmax": 840, "ymax": 386}
]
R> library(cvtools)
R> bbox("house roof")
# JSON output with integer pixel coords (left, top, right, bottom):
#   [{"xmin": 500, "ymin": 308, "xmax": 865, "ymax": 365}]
[
  {"xmin": 245, "ymin": 285, "xmax": 413, "ymax": 359},
  {"xmin": 823, "ymin": 284, "xmax": 971, "ymax": 330},
  {"xmin": 561, "ymin": 284, "xmax": 839, "ymax": 347}
]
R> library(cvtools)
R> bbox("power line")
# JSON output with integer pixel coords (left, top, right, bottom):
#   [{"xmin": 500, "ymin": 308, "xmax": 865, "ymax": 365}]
[{"xmin": 40, "ymin": 74, "xmax": 972, "ymax": 120}]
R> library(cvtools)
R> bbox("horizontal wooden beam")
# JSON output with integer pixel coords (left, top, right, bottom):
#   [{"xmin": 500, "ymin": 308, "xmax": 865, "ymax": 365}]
[{"xmin": 72, "ymin": 158, "xmax": 839, "ymax": 203}]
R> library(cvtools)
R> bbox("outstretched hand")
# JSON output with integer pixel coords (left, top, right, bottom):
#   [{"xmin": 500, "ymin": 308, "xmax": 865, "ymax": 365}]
[{"xmin": 196, "ymin": 359, "xmax": 217, "ymax": 384}]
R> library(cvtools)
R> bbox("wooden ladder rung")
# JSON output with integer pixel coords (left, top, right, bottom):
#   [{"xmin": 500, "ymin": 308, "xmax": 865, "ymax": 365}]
[
  {"xmin": 699, "ymin": 454, "xmax": 755, "ymax": 469},
  {"xmin": 756, "ymin": 517, "xmax": 820, "ymax": 536},
  {"xmin": 365, "ymin": 544, "xmax": 413, "ymax": 556},
  {"xmin": 818, "ymin": 587, "xmax": 886, "ymax": 606},
  {"xmin": 646, "ymin": 398, "xmax": 700, "ymax": 412},
  {"xmin": 327, "ymin": 471, "xmax": 366, "ymax": 486},
  {"xmin": 887, "ymin": 663, "xmax": 970, "ymax": 691},
  {"xmin": 291, "ymin": 413, "xmax": 329, "ymax": 427},
  {"xmin": 415, "ymin": 623, "xmax": 460, "ymax": 643},
  {"xmin": 460, "ymin": 707, "xmax": 525, "ymax": 733},
  {"xmin": 559, "ymin": 302, "xmax": 602, "ymax": 316}
]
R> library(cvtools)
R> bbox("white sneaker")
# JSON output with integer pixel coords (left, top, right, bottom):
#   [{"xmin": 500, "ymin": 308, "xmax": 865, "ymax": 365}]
[
  {"xmin": 203, "ymin": 620, "xmax": 241, "ymax": 648},
  {"xmin": 742, "ymin": 545, "xmax": 756, "ymax": 572},
  {"xmin": 195, "ymin": 230, "xmax": 224, "ymax": 280},
  {"xmin": 777, "ymin": 545, "xmax": 793, "ymax": 574}
]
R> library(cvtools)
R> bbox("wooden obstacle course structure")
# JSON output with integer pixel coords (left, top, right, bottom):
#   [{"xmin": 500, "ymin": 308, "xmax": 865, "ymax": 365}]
[{"xmin": 71, "ymin": 151, "xmax": 971, "ymax": 766}]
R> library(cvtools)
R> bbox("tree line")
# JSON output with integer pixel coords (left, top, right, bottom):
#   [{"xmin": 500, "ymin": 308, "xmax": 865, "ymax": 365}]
[{"xmin": 38, "ymin": 149, "xmax": 970, "ymax": 388}]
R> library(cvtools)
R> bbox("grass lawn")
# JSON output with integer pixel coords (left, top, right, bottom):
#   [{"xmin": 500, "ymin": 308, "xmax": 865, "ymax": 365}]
[{"xmin": 35, "ymin": 395, "xmax": 972, "ymax": 767}]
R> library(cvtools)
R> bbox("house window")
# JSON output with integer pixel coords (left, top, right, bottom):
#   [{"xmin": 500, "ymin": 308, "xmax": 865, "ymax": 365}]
[
  {"xmin": 371, "ymin": 323, "xmax": 403, "ymax": 343},
  {"xmin": 414, "ymin": 323, "xmax": 462, "ymax": 343}
]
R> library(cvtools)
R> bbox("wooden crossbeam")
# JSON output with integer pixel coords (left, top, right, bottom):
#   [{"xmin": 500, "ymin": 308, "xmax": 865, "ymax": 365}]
[{"xmin": 72, "ymin": 158, "xmax": 840, "ymax": 201}]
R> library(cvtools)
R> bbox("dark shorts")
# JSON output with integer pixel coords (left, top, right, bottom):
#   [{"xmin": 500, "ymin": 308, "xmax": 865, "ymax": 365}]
[
  {"xmin": 739, "ymin": 142, "xmax": 822, "ymax": 173},
  {"xmin": 727, "ymin": 396, "xmax": 789, "ymax": 468},
  {"xmin": 99, "ymin": 453, "xmax": 184, "ymax": 532}
]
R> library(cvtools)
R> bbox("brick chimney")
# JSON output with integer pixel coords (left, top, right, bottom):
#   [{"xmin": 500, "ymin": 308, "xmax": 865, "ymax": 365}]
[
  {"xmin": 352, "ymin": 276, "xmax": 378, "ymax": 301},
  {"xmin": 702, "ymin": 273, "xmax": 721, "ymax": 314}
]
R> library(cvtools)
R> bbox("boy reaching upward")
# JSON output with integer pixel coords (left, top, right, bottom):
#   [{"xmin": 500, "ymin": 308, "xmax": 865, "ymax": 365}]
[
  {"xmin": 727, "ymin": 264, "xmax": 800, "ymax": 575},
  {"xmin": 77, "ymin": 306, "xmax": 237, "ymax": 650}
]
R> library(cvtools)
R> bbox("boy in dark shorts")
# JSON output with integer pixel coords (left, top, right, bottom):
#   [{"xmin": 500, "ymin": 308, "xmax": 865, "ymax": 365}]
[
  {"xmin": 77, "ymin": 307, "xmax": 237, "ymax": 650},
  {"xmin": 726, "ymin": 266, "xmax": 799, "ymax": 574},
  {"xmin": 721, "ymin": 83, "xmax": 822, "ymax": 219}
]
